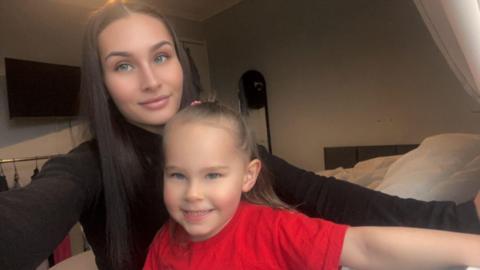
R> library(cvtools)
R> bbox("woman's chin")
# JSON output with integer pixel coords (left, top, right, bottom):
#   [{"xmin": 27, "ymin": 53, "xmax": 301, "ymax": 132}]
[{"xmin": 124, "ymin": 105, "xmax": 179, "ymax": 133}]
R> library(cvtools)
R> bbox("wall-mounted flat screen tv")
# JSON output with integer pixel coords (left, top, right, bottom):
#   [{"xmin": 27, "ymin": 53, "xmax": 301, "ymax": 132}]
[{"xmin": 4, "ymin": 57, "xmax": 80, "ymax": 118}]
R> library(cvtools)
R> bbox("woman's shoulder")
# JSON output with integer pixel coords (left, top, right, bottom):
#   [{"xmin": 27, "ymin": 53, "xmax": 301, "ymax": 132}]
[
  {"xmin": 36, "ymin": 140, "xmax": 102, "ymax": 192},
  {"xmin": 46, "ymin": 139, "xmax": 98, "ymax": 164},
  {"xmin": 67, "ymin": 139, "xmax": 99, "ymax": 158}
]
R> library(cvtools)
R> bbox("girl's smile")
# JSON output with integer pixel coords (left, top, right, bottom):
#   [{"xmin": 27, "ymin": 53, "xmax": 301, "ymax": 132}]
[{"xmin": 182, "ymin": 209, "xmax": 215, "ymax": 223}]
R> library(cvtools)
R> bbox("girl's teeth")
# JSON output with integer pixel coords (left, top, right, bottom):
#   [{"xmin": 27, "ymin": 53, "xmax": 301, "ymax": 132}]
[{"xmin": 186, "ymin": 210, "xmax": 209, "ymax": 215}]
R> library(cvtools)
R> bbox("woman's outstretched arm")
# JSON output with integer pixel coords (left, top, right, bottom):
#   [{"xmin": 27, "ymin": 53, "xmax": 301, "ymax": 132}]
[
  {"xmin": 258, "ymin": 146, "xmax": 480, "ymax": 233},
  {"xmin": 0, "ymin": 142, "xmax": 101, "ymax": 270},
  {"xmin": 342, "ymin": 226, "xmax": 480, "ymax": 270}
]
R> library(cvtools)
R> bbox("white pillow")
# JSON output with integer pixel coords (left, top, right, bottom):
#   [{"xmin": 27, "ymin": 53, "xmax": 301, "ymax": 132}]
[
  {"xmin": 317, "ymin": 155, "xmax": 401, "ymax": 187},
  {"xmin": 349, "ymin": 155, "xmax": 401, "ymax": 187},
  {"xmin": 376, "ymin": 133, "xmax": 480, "ymax": 203}
]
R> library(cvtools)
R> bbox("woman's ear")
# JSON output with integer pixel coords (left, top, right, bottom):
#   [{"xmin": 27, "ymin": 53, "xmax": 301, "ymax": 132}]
[{"xmin": 242, "ymin": 158, "xmax": 261, "ymax": 192}]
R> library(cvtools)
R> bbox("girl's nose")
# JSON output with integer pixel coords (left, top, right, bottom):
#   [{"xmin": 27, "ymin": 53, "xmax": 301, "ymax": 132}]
[
  {"xmin": 140, "ymin": 64, "xmax": 161, "ymax": 91},
  {"xmin": 185, "ymin": 180, "xmax": 203, "ymax": 202}
]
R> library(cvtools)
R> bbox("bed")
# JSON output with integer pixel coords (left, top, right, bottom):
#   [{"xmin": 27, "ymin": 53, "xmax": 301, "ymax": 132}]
[
  {"xmin": 321, "ymin": 133, "xmax": 480, "ymax": 270},
  {"xmin": 324, "ymin": 144, "xmax": 418, "ymax": 170},
  {"xmin": 318, "ymin": 133, "xmax": 480, "ymax": 204}
]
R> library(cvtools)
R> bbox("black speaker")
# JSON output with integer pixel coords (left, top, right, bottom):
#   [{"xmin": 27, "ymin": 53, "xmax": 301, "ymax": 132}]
[{"xmin": 239, "ymin": 70, "xmax": 266, "ymax": 109}]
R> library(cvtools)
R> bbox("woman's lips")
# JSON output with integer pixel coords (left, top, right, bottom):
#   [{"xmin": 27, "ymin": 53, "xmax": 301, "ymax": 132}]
[{"xmin": 139, "ymin": 95, "xmax": 170, "ymax": 110}]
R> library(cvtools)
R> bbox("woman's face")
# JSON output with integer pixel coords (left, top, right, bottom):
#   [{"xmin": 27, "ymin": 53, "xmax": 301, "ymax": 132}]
[{"xmin": 98, "ymin": 13, "xmax": 184, "ymax": 133}]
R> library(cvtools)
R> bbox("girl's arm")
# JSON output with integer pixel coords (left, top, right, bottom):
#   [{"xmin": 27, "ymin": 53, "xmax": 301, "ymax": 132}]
[
  {"xmin": 341, "ymin": 226, "xmax": 480, "ymax": 270},
  {"xmin": 258, "ymin": 146, "xmax": 480, "ymax": 233}
]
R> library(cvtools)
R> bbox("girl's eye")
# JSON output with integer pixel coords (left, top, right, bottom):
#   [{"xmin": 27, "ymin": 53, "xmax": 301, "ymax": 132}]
[
  {"xmin": 154, "ymin": 54, "xmax": 168, "ymax": 64},
  {"xmin": 206, "ymin": 173, "xmax": 222, "ymax": 180},
  {"xmin": 169, "ymin": 173, "xmax": 186, "ymax": 180},
  {"xmin": 115, "ymin": 63, "xmax": 133, "ymax": 72}
]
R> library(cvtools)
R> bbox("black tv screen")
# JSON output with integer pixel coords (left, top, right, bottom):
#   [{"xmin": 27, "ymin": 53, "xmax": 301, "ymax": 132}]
[{"xmin": 5, "ymin": 58, "xmax": 80, "ymax": 118}]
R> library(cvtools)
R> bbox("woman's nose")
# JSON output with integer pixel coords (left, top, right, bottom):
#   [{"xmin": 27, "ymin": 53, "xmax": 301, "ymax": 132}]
[{"xmin": 139, "ymin": 63, "xmax": 160, "ymax": 91}]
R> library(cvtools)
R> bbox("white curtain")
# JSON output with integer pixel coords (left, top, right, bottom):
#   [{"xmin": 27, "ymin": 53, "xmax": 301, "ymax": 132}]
[{"xmin": 413, "ymin": 0, "xmax": 480, "ymax": 104}]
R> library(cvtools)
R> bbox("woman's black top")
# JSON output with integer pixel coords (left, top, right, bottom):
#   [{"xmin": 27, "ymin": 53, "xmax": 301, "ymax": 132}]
[{"xmin": 0, "ymin": 132, "xmax": 478, "ymax": 269}]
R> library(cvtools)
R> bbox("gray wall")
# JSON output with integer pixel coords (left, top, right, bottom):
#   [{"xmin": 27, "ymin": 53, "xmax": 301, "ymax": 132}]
[{"xmin": 205, "ymin": 0, "xmax": 480, "ymax": 171}]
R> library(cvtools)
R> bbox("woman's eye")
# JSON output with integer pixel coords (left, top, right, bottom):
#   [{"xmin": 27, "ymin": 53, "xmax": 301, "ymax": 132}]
[
  {"xmin": 154, "ymin": 54, "xmax": 168, "ymax": 64},
  {"xmin": 206, "ymin": 173, "xmax": 222, "ymax": 180},
  {"xmin": 115, "ymin": 63, "xmax": 133, "ymax": 72}
]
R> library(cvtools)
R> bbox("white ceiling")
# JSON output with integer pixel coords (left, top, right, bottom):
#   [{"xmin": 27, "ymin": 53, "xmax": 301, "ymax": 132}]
[{"xmin": 51, "ymin": 0, "xmax": 242, "ymax": 21}]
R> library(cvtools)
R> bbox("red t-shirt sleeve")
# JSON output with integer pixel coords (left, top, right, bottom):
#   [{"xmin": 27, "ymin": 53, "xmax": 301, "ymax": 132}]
[
  {"xmin": 143, "ymin": 228, "xmax": 167, "ymax": 270},
  {"xmin": 273, "ymin": 210, "xmax": 348, "ymax": 270}
]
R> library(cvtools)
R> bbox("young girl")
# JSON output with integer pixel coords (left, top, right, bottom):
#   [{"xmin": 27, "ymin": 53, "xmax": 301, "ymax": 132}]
[
  {"xmin": 144, "ymin": 101, "xmax": 480, "ymax": 270},
  {"xmin": 1, "ymin": 1, "xmax": 480, "ymax": 269}
]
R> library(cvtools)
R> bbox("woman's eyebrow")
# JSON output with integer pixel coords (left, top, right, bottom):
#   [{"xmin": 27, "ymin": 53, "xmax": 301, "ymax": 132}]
[
  {"xmin": 150, "ymin": 40, "xmax": 174, "ymax": 52},
  {"xmin": 104, "ymin": 41, "xmax": 174, "ymax": 61},
  {"xmin": 104, "ymin": 51, "xmax": 130, "ymax": 61}
]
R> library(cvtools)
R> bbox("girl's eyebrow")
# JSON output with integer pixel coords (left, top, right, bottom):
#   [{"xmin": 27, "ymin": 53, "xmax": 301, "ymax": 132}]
[
  {"xmin": 164, "ymin": 165, "xmax": 181, "ymax": 171},
  {"xmin": 164, "ymin": 165, "xmax": 229, "ymax": 172},
  {"xmin": 203, "ymin": 166, "xmax": 228, "ymax": 171},
  {"xmin": 199, "ymin": 166, "xmax": 229, "ymax": 174},
  {"xmin": 104, "ymin": 40, "xmax": 174, "ymax": 61}
]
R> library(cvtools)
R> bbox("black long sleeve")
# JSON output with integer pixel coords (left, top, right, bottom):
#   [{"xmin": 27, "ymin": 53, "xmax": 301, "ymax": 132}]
[
  {"xmin": 0, "ymin": 139, "xmax": 167, "ymax": 270},
  {"xmin": 0, "ymin": 142, "xmax": 102, "ymax": 270},
  {"xmin": 259, "ymin": 146, "xmax": 480, "ymax": 233}
]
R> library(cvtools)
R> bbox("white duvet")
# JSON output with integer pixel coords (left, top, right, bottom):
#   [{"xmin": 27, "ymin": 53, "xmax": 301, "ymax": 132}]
[{"xmin": 318, "ymin": 133, "xmax": 480, "ymax": 203}]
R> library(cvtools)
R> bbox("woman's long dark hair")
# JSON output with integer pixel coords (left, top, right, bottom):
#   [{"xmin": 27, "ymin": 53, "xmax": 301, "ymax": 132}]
[{"xmin": 80, "ymin": 1, "xmax": 199, "ymax": 268}]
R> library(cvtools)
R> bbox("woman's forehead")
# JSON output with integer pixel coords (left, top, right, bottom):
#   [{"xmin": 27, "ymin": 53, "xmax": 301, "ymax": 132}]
[{"xmin": 98, "ymin": 13, "xmax": 173, "ymax": 53}]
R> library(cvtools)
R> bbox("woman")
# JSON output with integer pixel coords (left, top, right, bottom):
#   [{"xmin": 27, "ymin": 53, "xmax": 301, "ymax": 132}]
[{"xmin": 0, "ymin": 1, "xmax": 478, "ymax": 270}]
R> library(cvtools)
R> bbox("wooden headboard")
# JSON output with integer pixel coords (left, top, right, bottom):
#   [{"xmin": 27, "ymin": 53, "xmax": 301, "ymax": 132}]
[{"xmin": 324, "ymin": 144, "xmax": 418, "ymax": 170}]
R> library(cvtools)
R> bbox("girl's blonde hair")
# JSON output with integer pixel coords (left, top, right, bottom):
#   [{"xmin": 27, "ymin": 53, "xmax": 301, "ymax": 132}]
[{"xmin": 163, "ymin": 101, "xmax": 289, "ymax": 209}]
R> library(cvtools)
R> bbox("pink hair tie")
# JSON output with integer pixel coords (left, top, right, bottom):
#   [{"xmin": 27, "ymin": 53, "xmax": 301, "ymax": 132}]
[{"xmin": 190, "ymin": 100, "xmax": 202, "ymax": 106}]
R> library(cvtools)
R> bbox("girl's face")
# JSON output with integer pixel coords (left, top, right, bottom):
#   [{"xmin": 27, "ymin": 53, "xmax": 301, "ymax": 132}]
[
  {"xmin": 98, "ymin": 13, "xmax": 183, "ymax": 134},
  {"xmin": 163, "ymin": 120, "xmax": 259, "ymax": 241}
]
